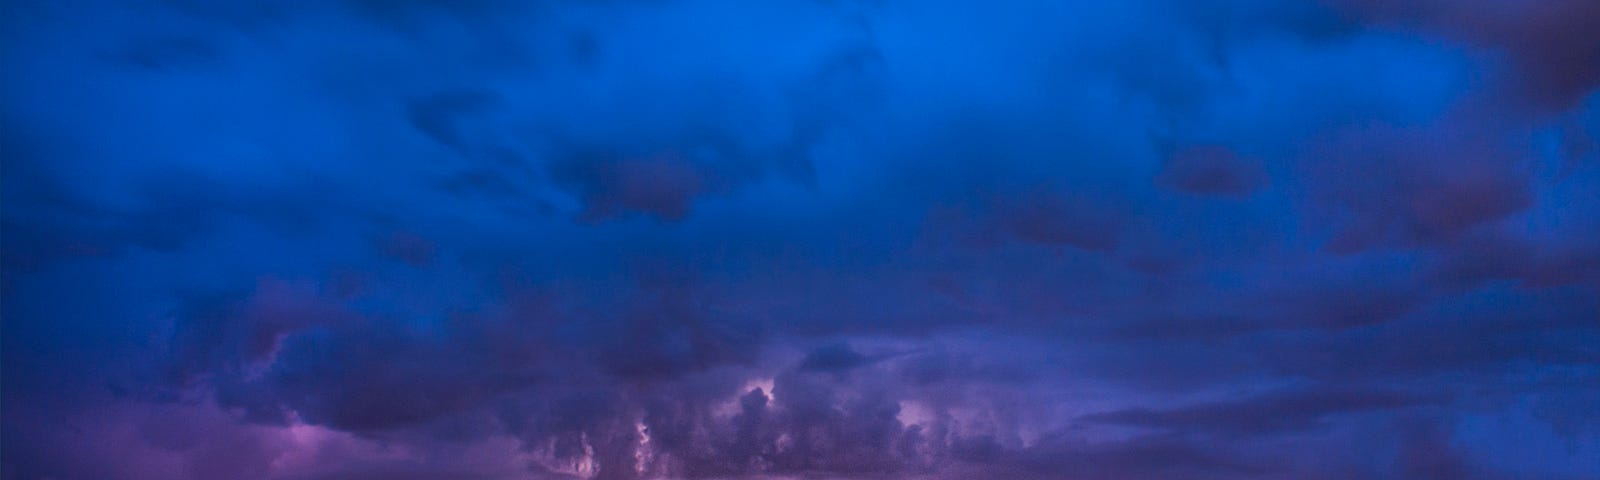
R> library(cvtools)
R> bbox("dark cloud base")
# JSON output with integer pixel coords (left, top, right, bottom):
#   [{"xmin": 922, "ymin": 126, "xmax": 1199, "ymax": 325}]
[{"xmin": 3, "ymin": 0, "xmax": 1599, "ymax": 479}]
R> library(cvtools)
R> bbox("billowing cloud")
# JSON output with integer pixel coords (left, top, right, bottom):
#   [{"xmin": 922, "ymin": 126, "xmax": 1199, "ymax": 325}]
[{"xmin": 4, "ymin": 0, "xmax": 1598, "ymax": 479}]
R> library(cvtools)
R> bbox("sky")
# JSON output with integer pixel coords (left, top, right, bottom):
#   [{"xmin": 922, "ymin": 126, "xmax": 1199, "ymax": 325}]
[{"xmin": 1, "ymin": 0, "xmax": 1597, "ymax": 479}]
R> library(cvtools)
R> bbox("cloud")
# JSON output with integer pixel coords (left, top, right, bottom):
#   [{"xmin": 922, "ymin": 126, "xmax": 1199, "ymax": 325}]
[
  {"xmin": 1079, "ymin": 387, "xmax": 1435, "ymax": 437},
  {"xmin": 3, "ymin": 0, "xmax": 1598, "ymax": 479}
]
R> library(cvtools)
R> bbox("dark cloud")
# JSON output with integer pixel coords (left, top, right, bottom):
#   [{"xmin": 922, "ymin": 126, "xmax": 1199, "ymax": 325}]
[
  {"xmin": 1079, "ymin": 387, "xmax": 1435, "ymax": 437},
  {"xmin": 551, "ymin": 152, "xmax": 714, "ymax": 222},
  {"xmin": 797, "ymin": 342, "xmax": 874, "ymax": 373},
  {"xmin": 1334, "ymin": 0, "xmax": 1600, "ymax": 111},
  {"xmin": 407, "ymin": 90, "xmax": 502, "ymax": 150},
  {"xmin": 3, "ymin": 0, "xmax": 1598, "ymax": 479},
  {"xmin": 1011, "ymin": 434, "xmax": 1272, "ymax": 480},
  {"xmin": 1157, "ymin": 144, "xmax": 1268, "ymax": 197}
]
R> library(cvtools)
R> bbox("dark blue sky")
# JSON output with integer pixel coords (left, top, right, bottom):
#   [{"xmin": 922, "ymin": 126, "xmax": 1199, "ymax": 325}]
[{"xmin": 3, "ymin": 1, "xmax": 1598, "ymax": 479}]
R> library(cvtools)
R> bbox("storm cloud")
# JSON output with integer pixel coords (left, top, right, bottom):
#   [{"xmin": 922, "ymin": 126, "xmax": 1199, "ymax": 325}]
[{"xmin": 3, "ymin": 0, "xmax": 1598, "ymax": 479}]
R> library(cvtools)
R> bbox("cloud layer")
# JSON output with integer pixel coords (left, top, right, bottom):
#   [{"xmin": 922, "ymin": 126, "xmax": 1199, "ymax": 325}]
[{"xmin": 3, "ymin": 0, "xmax": 1598, "ymax": 479}]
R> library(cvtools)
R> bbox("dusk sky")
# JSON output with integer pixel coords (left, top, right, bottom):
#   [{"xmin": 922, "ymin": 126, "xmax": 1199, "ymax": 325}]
[{"xmin": 3, "ymin": 1, "xmax": 1598, "ymax": 479}]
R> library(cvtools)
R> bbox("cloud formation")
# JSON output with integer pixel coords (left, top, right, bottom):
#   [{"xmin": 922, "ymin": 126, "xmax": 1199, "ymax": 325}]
[{"xmin": 3, "ymin": 0, "xmax": 1598, "ymax": 479}]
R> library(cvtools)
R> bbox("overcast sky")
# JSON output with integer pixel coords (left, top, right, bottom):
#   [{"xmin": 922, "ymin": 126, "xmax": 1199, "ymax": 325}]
[{"xmin": 3, "ymin": 1, "xmax": 1598, "ymax": 479}]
